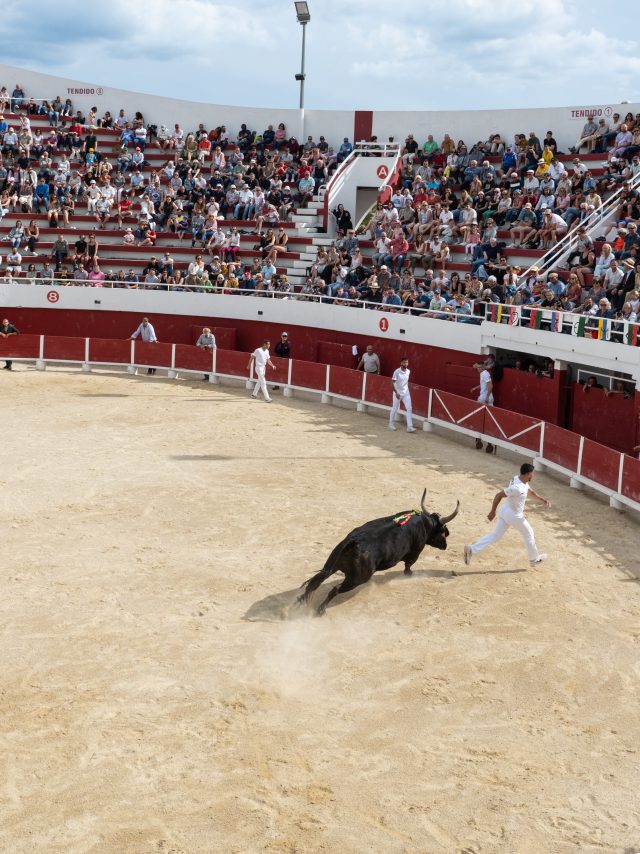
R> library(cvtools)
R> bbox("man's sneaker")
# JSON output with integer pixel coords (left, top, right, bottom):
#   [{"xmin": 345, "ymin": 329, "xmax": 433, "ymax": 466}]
[
  {"xmin": 389, "ymin": 424, "xmax": 397, "ymax": 431},
  {"xmin": 530, "ymin": 553, "xmax": 548, "ymax": 567},
  {"xmin": 407, "ymin": 426, "xmax": 416, "ymax": 433},
  {"xmin": 464, "ymin": 545, "xmax": 472, "ymax": 566},
  {"xmin": 265, "ymin": 398, "xmax": 273, "ymax": 403}
]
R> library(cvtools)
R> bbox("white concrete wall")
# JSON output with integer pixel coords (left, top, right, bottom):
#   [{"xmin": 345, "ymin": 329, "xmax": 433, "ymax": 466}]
[
  {"xmin": 0, "ymin": 65, "xmax": 322, "ymax": 141},
  {"xmin": 2, "ymin": 283, "xmax": 639, "ymax": 383},
  {"xmin": 3, "ymin": 62, "xmax": 639, "ymax": 152},
  {"xmin": 371, "ymin": 103, "xmax": 640, "ymax": 153}
]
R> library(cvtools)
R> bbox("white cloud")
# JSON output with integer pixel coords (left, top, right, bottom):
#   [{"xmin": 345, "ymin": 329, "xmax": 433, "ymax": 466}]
[{"xmin": 0, "ymin": 0, "xmax": 638, "ymax": 110}]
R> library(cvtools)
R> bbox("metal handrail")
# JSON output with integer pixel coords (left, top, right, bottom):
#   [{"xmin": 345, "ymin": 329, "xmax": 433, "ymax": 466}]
[
  {"xmin": 322, "ymin": 143, "xmax": 401, "ymax": 233},
  {"xmin": 520, "ymin": 170, "xmax": 640, "ymax": 278},
  {"xmin": 1, "ymin": 274, "xmax": 477, "ymax": 320}
]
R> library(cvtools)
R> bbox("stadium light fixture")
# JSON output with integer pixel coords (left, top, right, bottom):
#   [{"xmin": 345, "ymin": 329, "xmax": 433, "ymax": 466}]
[
  {"xmin": 294, "ymin": 2, "xmax": 310, "ymax": 110},
  {"xmin": 294, "ymin": 2, "xmax": 311, "ymax": 23}
]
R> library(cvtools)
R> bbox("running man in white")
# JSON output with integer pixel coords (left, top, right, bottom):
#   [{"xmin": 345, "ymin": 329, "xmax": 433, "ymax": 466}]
[
  {"xmin": 464, "ymin": 462, "xmax": 551, "ymax": 568},
  {"xmin": 248, "ymin": 339, "xmax": 276, "ymax": 402},
  {"xmin": 389, "ymin": 356, "xmax": 416, "ymax": 432}
]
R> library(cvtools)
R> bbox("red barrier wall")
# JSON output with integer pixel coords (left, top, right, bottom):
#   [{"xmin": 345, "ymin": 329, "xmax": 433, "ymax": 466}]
[
  {"xmin": 134, "ymin": 341, "xmax": 173, "ymax": 368},
  {"xmin": 482, "ymin": 406, "xmax": 542, "ymax": 452},
  {"xmin": 270, "ymin": 357, "xmax": 290, "ymax": 385},
  {"xmin": 0, "ymin": 307, "xmax": 481, "ymax": 390},
  {"xmin": 318, "ymin": 341, "xmax": 356, "ymax": 369},
  {"xmin": 329, "ymin": 366, "xmax": 364, "ymax": 399},
  {"xmin": 580, "ymin": 438, "xmax": 620, "ymax": 491},
  {"xmin": 364, "ymin": 373, "xmax": 391, "ymax": 406},
  {"xmin": 542, "ymin": 423, "xmax": 582, "ymax": 471},
  {"xmin": 189, "ymin": 325, "xmax": 237, "ymax": 350},
  {"xmin": 621, "ymin": 455, "xmax": 640, "ymax": 504},
  {"xmin": 569, "ymin": 384, "xmax": 636, "ymax": 455},
  {"xmin": 174, "ymin": 344, "xmax": 214, "ymax": 373},
  {"xmin": 495, "ymin": 368, "xmax": 563, "ymax": 425},
  {"xmin": 290, "ymin": 359, "xmax": 326, "ymax": 391},
  {"xmin": 43, "ymin": 336, "xmax": 86, "ymax": 361},
  {"xmin": 88, "ymin": 338, "xmax": 131, "ymax": 364},
  {"xmin": 1, "ymin": 318, "xmax": 637, "ymax": 475},
  {"xmin": 431, "ymin": 390, "xmax": 485, "ymax": 433},
  {"xmin": 408, "ymin": 383, "xmax": 429, "ymax": 418},
  {"xmin": 0, "ymin": 334, "xmax": 40, "ymax": 358},
  {"xmin": 216, "ymin": 349, "xmax": 250, "ymax": 377},
  {"xmin": 443, "ymin": 364, "xmax": 476, "ymax": 399}
]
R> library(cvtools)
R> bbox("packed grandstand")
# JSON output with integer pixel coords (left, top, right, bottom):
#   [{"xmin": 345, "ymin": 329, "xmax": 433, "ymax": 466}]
[{"xmin": 1, "ymin": 82, "xmax": 640, "ymax": 343}]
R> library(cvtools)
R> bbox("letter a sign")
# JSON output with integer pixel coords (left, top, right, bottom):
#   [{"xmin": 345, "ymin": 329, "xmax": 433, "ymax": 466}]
[{"xmin": 376, "ymin": 164, "xmax": 389, "ymax": 180}]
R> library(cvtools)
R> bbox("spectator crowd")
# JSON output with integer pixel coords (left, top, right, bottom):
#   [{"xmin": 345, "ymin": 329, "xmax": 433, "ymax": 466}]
[{"xmin": 1, "ymin": 82, "xmax": 640, "ymax": 336}]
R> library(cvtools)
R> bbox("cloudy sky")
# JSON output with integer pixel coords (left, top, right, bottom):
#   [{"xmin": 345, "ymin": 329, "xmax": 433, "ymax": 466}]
[{"xmin": 1, "ymin": 0, "xmax": 639, "ymax": 111}]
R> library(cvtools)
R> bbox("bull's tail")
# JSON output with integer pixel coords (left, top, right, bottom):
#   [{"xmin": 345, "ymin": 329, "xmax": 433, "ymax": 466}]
[{"xmin": 297, "ymin": 540, "xmax": 350, "ymax": 604}]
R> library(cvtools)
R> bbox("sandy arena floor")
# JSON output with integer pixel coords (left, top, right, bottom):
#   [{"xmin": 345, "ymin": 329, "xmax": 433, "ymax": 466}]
[{"xmin": 0, "ymin": 367, "xmax": 639, "ymax": 854}]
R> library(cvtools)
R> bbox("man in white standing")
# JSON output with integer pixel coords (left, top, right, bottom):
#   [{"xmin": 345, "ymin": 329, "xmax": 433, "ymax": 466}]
[
  {"xmin": 131, "ymin": 316, "xmax": 159, "ymax": 375},
  {"xmin": 464, "ymin": 462, "xmax": 550, "ymax": 568},
  {"xmin": 471, "ymin": 360, "xmax": 495, "ymax": 454},
  {"xmin": 248, "ymin": 339, "xmax": 276, "ymax": 402},
  {"xmin": 389, "ymin": 356, "xmax": 416, "ymax": 432},
  {"xmin": 196, "ymin": 326, "xmax": 216, "ymax": 382}
]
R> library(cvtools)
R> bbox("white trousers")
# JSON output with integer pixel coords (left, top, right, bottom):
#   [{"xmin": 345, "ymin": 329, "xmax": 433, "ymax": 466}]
[
  {"xmin": 390, "ymin": 391, "xmax": 413, "ymax": 428},
  {"xmin": 252, "ymin": 366, "xmax": 271, "ymax": 401},
  {"xmin": 478, "ymin": 392, "xmax": 494, "ymax": 406},
  {"xmin": 470, "ymin": 511, "xmax": 539, "ymax": 562}
]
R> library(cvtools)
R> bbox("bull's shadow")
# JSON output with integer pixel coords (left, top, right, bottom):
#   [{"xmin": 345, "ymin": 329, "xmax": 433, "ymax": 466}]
[
  {"xmin": 245, "ymin": 565, "xmax": 528, "ymax": 621},
  {"xmin": 245, "ymin": 568, "xmax": 455, "ymax": 622}
]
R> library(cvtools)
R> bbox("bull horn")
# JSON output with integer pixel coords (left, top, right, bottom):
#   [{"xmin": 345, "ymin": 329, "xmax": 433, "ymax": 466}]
[
  {"xmin": 420, "ymin": 488, "xmax": 427, "ymax": 514},
  {"xmin": 440, "ymin": 501, "xmax": 460, "ymax": 525}
]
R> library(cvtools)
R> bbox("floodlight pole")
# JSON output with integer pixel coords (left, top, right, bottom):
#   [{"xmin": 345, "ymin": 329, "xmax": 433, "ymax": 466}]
[{"xmin": 299, "ymin": 21, "xmax": 307, "ymax": 110}]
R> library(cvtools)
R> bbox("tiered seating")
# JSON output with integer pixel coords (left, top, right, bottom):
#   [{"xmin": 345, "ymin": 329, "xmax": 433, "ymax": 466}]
[{"xmin": 0, "ymin": 107, "xmax": 328, "ymax": 287}]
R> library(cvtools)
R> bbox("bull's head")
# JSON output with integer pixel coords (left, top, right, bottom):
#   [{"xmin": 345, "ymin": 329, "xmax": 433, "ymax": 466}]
[{"xmin": 420, "ymin": 488, "xmax": 460, "ymax": 550}]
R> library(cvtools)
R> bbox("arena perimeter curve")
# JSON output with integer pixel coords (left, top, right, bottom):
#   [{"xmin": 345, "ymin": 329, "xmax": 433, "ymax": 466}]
[{"xmin": 1, "ymin": 368, "xmax": 638, "ymax": 854}]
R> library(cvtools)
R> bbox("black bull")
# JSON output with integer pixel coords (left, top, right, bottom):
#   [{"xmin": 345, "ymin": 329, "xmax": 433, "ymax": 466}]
[{"xmin": 297, "ymin": 490, "xmax": 460, "ymax": 614}]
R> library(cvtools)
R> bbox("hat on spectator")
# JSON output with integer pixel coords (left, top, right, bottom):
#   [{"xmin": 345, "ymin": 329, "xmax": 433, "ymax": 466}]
[
  {"xmin": 526, "ymin": 169, "xmax": 534, "ymax": 173},
  {"xmin": 525, "ymin": 202, "xmax": 532, "ymax": 208},
  {"xmin": 623, "ymin": 258, "xmax": 636, "ymax": 268},
  {"xmin": 531, "ymin": 265, "xmax": 539, "ymax": 271},
  {"xmin": 538, "ymin": 159, "xmax": 545, "ymax": 164},
  {"xmin": 380, "ymin": 265, "xmax": 388, "ymax": 270}
]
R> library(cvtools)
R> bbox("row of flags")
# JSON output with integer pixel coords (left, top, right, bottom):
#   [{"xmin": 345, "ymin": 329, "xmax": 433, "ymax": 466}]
[{"xmin": 488, "ymin": 305, "xmax": 639, "ymax": 344}]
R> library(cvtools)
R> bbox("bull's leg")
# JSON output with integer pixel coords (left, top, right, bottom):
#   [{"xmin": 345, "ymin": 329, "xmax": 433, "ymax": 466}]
[
  {"xmin": 316, "ymin": 573, "xmax": 370, "ymax": 616},
  {"xmin": 403, "ymin": 546, "xmax": 424, "ymax": 576}
]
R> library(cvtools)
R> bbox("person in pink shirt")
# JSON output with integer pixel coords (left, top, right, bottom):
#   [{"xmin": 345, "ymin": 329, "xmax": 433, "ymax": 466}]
[{"xmin": 88, "ymin": 263, "xmax": 106, "ymax": 287}]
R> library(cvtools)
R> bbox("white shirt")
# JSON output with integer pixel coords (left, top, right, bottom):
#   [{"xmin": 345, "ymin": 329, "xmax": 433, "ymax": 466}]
[
  {"xmin": 392, "ymin": 366, "xmax": 410, "ymax": 395},
  {"xmin": 479, "ymin": 369, "xmax": 492, "ymax": 399},
  {"xmin": 502, "ymin": 476, "xmax": 529, "ymax": 518},
  {"xmin": 253, "ymin": 347, "xmax": 270, "ymax": 371},
  {"xmin": 196, "ymin": 332, "xmax": 216, "ymax": 348},
  {"xmin": 132, "ymin": 322, "xmax": 157, "ymax": 342}
]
